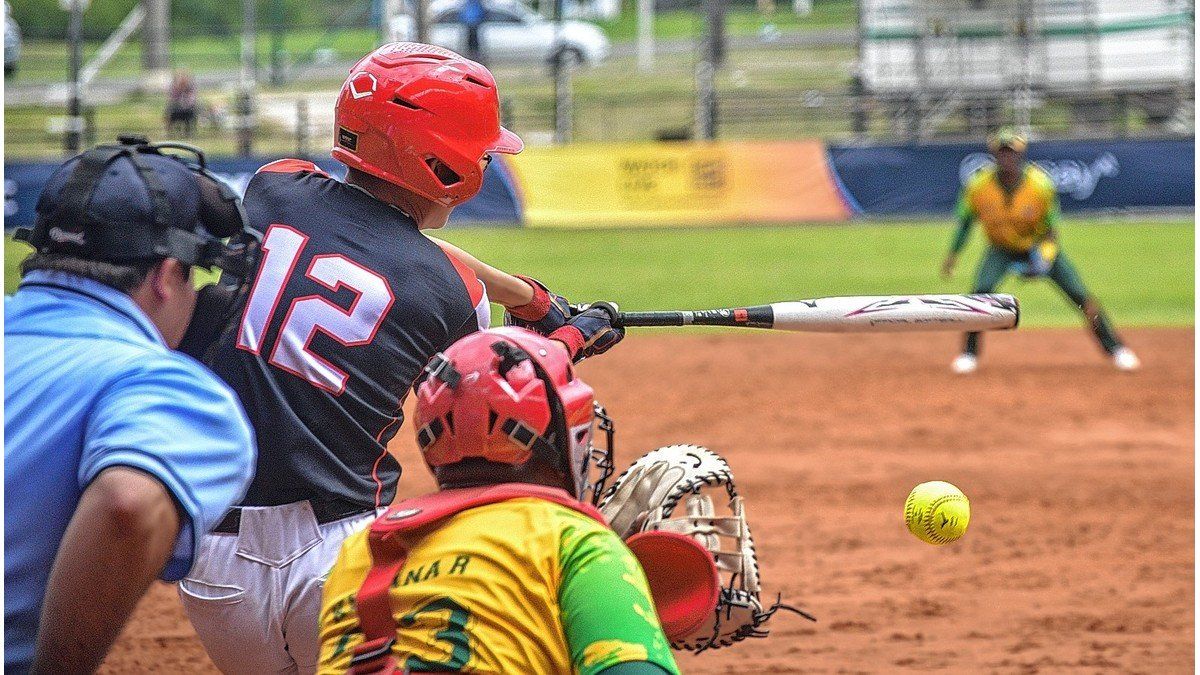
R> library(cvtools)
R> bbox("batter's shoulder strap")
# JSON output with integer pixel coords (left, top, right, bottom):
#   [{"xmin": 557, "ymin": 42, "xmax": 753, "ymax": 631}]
[{"xmin": 348, "ymin": 483, "xmax": 605, "ymax": 674}]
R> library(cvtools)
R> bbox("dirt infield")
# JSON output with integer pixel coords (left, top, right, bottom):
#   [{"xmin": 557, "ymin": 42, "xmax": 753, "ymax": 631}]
[{"xmin": 103, "ymin": 327, "xmax": 1193, "ymax": 673}]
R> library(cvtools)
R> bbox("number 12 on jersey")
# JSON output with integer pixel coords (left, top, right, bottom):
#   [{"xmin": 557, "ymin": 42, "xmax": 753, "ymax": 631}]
[{"xmin": 237, "ymin": 224, "xmax": 395, "ymax": 395}]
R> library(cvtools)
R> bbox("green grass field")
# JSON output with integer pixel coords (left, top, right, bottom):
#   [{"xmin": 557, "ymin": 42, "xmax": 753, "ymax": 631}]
[{"xmin": 7, "ymin": 218, "xmax": 1192, "ymax": 328}]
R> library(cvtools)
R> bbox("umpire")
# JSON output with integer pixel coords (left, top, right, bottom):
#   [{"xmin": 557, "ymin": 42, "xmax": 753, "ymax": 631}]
[{"xmin": 5, "ymin": 137, "xmax": 259, "ymax": 674}]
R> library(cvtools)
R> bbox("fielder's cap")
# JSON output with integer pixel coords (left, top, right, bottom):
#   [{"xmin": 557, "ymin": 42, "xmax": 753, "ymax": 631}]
[
  {"xmin": 988, "ymin": 127, "xmax": 1027, "ymax": 153},
  {"xmin": 17, "ymin": 136, "xmax": 255, "ymax": 275}
]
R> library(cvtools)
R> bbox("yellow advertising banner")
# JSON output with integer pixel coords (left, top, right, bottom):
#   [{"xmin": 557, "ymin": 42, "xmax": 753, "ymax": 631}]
[{"xmin": 505, "ymin": 140, "xmax": 852, "ymax": 227}]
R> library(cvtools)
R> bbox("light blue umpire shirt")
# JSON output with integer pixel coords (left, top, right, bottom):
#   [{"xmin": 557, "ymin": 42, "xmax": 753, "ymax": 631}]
[{"xmin": 4, "ymin": 270, "xmax": 257, "ymax": 673}]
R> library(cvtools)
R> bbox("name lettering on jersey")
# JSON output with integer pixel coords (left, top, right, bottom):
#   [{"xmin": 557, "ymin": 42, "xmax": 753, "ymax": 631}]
[
  {"xmin": 397, "ymin": 554, "xmax": 472, "ymax": 587},
  {"xmin": 449, "ymin": 555, "xmax": 470, "ymax": 575}
]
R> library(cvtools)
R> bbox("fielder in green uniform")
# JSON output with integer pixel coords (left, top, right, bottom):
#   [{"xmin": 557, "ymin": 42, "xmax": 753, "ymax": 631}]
[{"xmin": 940, "ymin": 129, "xmax": 1139, "ymax": 373}]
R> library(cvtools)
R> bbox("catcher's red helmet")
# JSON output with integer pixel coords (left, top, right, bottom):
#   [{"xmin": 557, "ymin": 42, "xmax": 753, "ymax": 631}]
[
  {"xmin": 332, "ymin": 42, "xmax": 523, "ymax": 207},
  {"xmin": 415, "ymin": 328, "xmax": 611, "ymax": 501}
]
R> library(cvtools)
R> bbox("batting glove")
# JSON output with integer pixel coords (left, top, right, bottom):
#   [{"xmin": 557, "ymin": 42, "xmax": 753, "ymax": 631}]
[
  {"xmin": 504, "ymin": 275, "xmax": 573, "ymax": 336},
  {"xmin": 549, "ymin": 303, "xmax": 624, "ymax": 362}
]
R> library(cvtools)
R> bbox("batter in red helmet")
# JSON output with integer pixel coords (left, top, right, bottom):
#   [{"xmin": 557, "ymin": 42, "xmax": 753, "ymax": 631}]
[
  {"xmin": 179, "ymin": 43, "xmax": 623, "ymax": 674},
  {"xmin": 317, "ymin": 328, "xmax": 690, "ymax": 674}
]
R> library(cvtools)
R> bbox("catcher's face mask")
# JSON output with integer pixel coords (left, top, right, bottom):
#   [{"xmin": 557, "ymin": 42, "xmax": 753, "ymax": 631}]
[
  {"xmin": 415, "ymin": 328, "xmax": 616, "ymax": 504},
  {"xmin": 576, "ymin": 403, "xmax": 615, "ymax": 506},
  {"xmin": 526, "ymin": 345, "xmax": 614, "ymax": 505},
  {"xmin": 497, "ymin": 338, "xmax": 615, "ymax": 504}
]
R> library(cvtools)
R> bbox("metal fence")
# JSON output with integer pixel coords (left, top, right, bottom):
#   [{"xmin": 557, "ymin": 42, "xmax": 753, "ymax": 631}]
[{"xmin": 5, "ymin": 1, "xmax": 1194, "ymax": 161}]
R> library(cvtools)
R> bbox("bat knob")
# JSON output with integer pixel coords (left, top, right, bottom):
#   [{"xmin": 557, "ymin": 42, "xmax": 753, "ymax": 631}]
[{"xmin": 587, "ymin": 301, "xmax": 621, "ymax": 322}]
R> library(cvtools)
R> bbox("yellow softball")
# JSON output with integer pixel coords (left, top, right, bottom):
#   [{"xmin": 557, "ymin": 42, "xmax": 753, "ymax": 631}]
[{"xmin": 904, "ymin": 481, "xmax": 970, "ymax": 545}]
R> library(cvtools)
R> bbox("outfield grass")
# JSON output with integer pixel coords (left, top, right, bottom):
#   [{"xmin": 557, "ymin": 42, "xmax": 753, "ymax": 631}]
[
  {"xmin": 6, "ymin": 218, "xmax": 1192, "ymax": 328},
  {"xmin": 433, "ymin": 219, "xmax": 1193, "ymax": 328},
  {"xmin": 4, "ymin": 99, "xmax": 299, "ymax": 160}
]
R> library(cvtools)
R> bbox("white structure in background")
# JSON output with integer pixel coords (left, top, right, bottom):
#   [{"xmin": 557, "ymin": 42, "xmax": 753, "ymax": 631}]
[
  {"xmin": 562, "ymin": 0, "xmax": 619, "ymax": 20},
  {"xmin": 387, "ymin": 0, "xmax": 611, "ymax": 65},
  {"xmin": 81, "ymin": 5, "xmax": 144, "ymax": 86},
  {"xmin": 858, "ymin": 0, "xmax": 1194, "ymax": 137},
  {"xmin": 637, "ymin": 0, "xmax": 653, "ymax": 71}
]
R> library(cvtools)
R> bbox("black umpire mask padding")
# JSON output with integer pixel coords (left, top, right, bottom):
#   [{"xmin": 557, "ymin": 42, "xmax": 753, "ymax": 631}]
[
  {"xmin": 17, "ymin": 136, "xmax": 262, "ymax": 361},
  {"xmin": 16, "ymin": 135, "xmax": 256, "ymax": 275},
  {"xmin": 178, "ymin": 269, "xmax": 255, "ymax": 364}
]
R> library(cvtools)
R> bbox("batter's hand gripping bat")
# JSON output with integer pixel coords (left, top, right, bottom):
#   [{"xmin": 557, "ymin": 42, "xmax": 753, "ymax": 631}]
[{"xmin": 594, "ymin": 293, "xmax": 1019, "ymax": 333}]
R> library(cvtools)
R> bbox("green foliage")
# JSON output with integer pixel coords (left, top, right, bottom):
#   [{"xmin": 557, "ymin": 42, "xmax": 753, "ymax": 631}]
[
  {"xmin": 10, "ymin": 0, "xmax": 138, "ymax": 39},
  {"xmin": 9, "ymin": 0, "xmax": 855, "ymax": 43},
  {"xmin": 9, "ymin": 0, "xmax": 370, "ymax": 40}
]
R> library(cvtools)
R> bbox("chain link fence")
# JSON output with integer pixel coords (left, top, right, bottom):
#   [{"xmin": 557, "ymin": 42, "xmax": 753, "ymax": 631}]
[{"xmin": 5, "ymin": 0, "xmax": 1194, "ymax": 160}]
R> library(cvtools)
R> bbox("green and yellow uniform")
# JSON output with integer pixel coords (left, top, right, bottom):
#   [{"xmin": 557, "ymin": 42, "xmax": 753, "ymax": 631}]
[
  {"xmin": 318, "ymin": 498, "xmax": 679, "ymax": 675},
  {"xmin": 955, "ymin": 164, "xmax": 1058, "ymax": 254},
  {"xmin": 948, "ymin": 162, "xmax": 1122, "ymax": 356}
]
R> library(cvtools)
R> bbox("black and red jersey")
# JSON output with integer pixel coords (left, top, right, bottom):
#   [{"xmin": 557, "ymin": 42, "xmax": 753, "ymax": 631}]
[{"xmin": 208, "ymin": 160, "xmax": 489, "ymax": 509}]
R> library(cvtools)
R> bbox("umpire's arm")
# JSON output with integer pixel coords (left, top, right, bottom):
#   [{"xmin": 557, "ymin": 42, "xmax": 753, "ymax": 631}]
[
  {"xmin": 32, "ymin": 357, "xmax": 256, "ymax": 674},
  {"xmin": 32, "ymin": 467, "xmax": 181, "ymax": 674}
]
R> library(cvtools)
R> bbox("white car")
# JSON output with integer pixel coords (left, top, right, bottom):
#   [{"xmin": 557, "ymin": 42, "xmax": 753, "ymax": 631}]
[
  {"xmin": 388, "ymin": 0, "xmax": 611, "ymax": 66},
  {"xmin": 5, "ymin": 1, "xmax": 20, "ymax": 76}
]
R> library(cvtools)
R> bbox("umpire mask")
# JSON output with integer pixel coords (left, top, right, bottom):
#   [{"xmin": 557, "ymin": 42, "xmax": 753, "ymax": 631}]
[{"xmin": 16, "ymin": 136, "xmax": 261, "ymax": 359}]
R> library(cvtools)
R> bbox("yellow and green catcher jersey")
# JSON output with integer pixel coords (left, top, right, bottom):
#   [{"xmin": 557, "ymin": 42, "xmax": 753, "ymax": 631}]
[
  {"xmin": 957, "ymin": 164, "xmax": 1059, "ymax": 253},
  {"xmin": 318, "ymin": 498, "xmax": 679, "ymax": 675}
]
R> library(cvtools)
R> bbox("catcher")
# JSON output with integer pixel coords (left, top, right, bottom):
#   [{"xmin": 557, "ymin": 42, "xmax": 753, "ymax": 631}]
[
  {"xmin": 941, "ymin": 128, "xmax": 1139, "ymax": 374},
  {"xmin": 319, "ymin": 327, "xmax": 807, "ymax": 673}
]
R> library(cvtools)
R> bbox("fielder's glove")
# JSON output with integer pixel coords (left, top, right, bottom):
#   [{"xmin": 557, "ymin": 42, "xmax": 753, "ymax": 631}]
[
  {"xmin": 1013, "ymin": 240, "xmax": 1058, "ymax": 278},
  {"xmin": 599, "ymin": 445, "xmax": 815, "ymax": 652},
  {"xmin": 504, "ymin": 275, "xmax": 574, "ymax": 335}
]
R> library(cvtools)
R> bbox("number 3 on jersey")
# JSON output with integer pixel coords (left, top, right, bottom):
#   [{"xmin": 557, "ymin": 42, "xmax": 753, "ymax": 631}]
[{"xmin": 237, "ymin": 224, "xmax": 395, "ymax": 395}]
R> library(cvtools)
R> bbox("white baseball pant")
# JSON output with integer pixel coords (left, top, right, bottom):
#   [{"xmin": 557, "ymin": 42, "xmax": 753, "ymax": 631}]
[{"xmin": 178, "ymin": 501, "xmax": 377, "ymax": 674}]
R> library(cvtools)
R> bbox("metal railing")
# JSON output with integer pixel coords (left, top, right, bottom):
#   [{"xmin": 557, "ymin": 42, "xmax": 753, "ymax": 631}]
[{"xmin": 5, "ymin": 10, "xmax": 1193, "ymax": 160}]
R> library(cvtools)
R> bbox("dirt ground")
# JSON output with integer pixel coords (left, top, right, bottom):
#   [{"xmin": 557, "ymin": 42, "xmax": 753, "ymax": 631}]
[{"xmin": 103, "ymin": 327, "xmax": 1194, "ymax": 673}]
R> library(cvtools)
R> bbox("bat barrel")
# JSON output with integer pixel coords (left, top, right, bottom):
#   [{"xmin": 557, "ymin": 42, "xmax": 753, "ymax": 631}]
[
  {"xmin": 613, "ymin": 294, "xmax": 1019, "ymax": 333},
  {"xmin": 770, "ymin": 293, "xmax": 1019, "ymax": 332}
]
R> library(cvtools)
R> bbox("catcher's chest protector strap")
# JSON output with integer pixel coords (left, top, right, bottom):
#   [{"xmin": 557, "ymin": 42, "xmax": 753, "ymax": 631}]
[{"xmin": 348, "ymin": 483, "xmax": 607, "ymax": 674}]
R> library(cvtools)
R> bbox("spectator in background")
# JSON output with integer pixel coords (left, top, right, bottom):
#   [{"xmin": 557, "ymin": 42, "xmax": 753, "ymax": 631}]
[
  {"xmin": 462, "ymin": 0, "xmax": 486, "ymax": 63},
  {"xmin": 166, "ymin": 69, "xmax": 198, "ymax": 137},
  {"xmin": 4, "ymin": 138, "xmax": 258, "ymax": 674}
]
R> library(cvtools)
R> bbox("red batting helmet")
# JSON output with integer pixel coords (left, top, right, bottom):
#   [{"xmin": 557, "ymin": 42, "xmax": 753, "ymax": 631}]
[
  {"xmin": 414, "ymin": 328, "xmax": 614, "ymax": 502},
  {"xmin": 332, "ymin": 42, "xmax": 523, "ymax": 207}
]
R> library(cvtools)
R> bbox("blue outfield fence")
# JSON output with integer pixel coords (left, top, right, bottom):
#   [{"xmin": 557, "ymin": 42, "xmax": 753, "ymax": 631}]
[
  {"xmin": 4, "ymin": 156, "xmax": 523, "ymax": 233},
  {"xmin": 5, "ymin": 138, "xmax": 1192, "ymax": 229},
  {"xmin": 828, "ymin": 137, "xmax": 1195, "ymax": 216}
]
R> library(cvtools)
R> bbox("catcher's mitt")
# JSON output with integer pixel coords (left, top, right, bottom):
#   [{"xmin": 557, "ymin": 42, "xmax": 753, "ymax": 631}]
[{"xmin": 598, "ymin": 444, "xmax": 814, "ymax": 652}]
